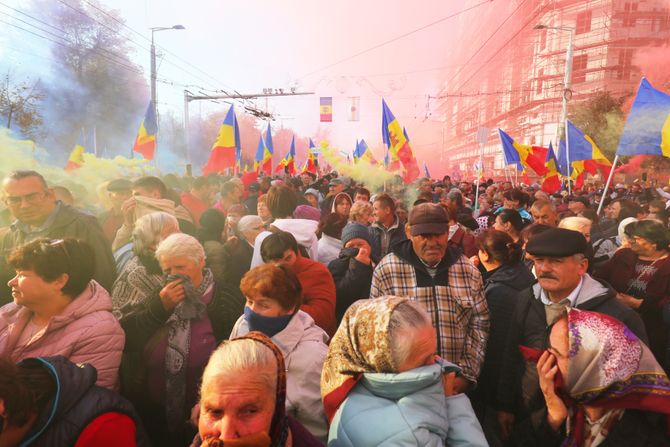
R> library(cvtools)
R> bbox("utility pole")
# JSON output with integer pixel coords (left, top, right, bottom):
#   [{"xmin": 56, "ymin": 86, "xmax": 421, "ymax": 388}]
[{"xmin": 183, "ymin": 90, "xmax": 314, "ymax": 166}]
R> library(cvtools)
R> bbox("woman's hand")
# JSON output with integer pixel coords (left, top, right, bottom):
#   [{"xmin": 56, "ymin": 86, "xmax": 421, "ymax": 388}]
[
  {"xmin": 616, "ymin": 292, "xmax": 642, "ymax": 309},
  {"xmin": 537, "ymin": 350, "xmax": 568, "ymax": 431},
  {"xmin": 159, "ymin": 279, "xmax": 185, "ymax": 311},
  {"xmin": 120, "ymin": 196, "xmax": 137, "ymax": 227}
]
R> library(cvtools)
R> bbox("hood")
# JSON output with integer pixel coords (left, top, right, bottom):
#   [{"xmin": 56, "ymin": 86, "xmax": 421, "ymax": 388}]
[
  {"xmin": 361, "ymin": 359, "xmax": 460, "ymax": 400},
  {"xmin": 330, "ymin": 192, "xmax": 352, "ymax": 213},
  {"xmin": 272, "ymin": 218, "xmax": 318, "ymax": 248},
  {"xmin": 46, "ymin": 281, "xmax": 113, "ymax": 333},
  {"xmin": 18, "ymin": 356, "xmax": 97, "ymax": 446},
  {"xmin": 486, "ymin": 263, "xmax": 536, "ymax": 291},
  {"xmin": 392, "ymin": 239, "xmax": 461, "ymax": 272}
]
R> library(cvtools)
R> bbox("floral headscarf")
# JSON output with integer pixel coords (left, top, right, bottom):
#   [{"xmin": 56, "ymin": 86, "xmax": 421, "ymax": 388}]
[
  {"xmin": 320, "ymin": 296, "xmax": 408, "ymax": 422},
  {"xmin": 563, "ymin": 309, "xmax": 670, "ymax": 446}
]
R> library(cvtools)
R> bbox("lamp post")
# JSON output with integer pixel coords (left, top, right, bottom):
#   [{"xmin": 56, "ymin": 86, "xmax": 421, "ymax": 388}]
[
  {"xmin": 535, "ymin": 23, "xmax": 575, "ymax": 192},
  {"xmin": 150, "ymin": 25, "xmax": 185, "ymax": 123}
]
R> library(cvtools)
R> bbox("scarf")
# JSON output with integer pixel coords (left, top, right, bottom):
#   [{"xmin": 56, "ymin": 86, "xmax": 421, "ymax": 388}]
[
  {"xmin": 164, "ymin": 268, "xmax": 214, "ymax": 429},
  {"xmin": 521, "ymin": 308, "xmax": 670, "ymax": 447},
  {"xmin": 190, "ymin": 332, "xmax": 289, "ymax": 447},
  {"xmin": 320, "ymin": 296, "xmax": 408, "ymax": 422}
]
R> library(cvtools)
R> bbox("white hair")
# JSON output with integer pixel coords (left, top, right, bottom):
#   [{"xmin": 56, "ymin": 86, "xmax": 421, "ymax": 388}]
[
  {"xmin": 238, "ymin": 215, "xmax": 263, "ymax": 233},
  {"xmin": 155, "ymin": 232, "xmax": 205, "ymax": 264},
  {"xmin": 132, "ymin": 212, "xmax": 179, "ymax": 256},
  {"xmin": 201, "ymin": 338, "xmax": 277, "ymax": 398},
  {"xmin": 559, "ymin": 216, "xmax": 592, "ymax": 234},
  {"xmin": 618, "ymin": 217, "xmax": 638, "ymax": 244},
  {"xmin": 388, "ymin": 300, "xmax": 433, "ymax": 369}
]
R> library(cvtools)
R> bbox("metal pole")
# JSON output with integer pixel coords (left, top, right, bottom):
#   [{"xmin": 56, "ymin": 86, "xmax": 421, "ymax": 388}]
[
  {"xmin": 597, "ymin": 155, "xmax": 619, "ymax": 216},
  {"xmin": 150, "ymin": 31, "xmax": 157, "ymax": 124},
  {"xmin": 474, "ymin": 143, "xmax": 484, "ymax": 213},
  {"xmin": 566, "ymin": 119, "xmax": 572, "ymax": 195},
  {"xmin": 183, "ymin": 90, "xmax": 191, "ymax": 165}
]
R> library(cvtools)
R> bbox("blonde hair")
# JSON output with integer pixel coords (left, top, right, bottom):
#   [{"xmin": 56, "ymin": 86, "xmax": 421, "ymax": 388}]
[
  {"xmin": 349, "ymin": 201, "xmax": 373, "ymax": 225},
  {"xmin": 559, "ymin": 216, "xmax": 592, "ymax": 235}
]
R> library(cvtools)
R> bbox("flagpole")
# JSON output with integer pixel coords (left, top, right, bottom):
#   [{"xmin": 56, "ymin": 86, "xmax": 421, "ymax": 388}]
[
  {"xmin": 474, "ymin": 142, "xmax": 484, "ymax": 213},
  {"xmin": 565, "ymin": 120, "xmax": 572, "ymax": 195},
  {"xmin": 596, "ymin": 155, "xmax": 619, "ymax": 216}
]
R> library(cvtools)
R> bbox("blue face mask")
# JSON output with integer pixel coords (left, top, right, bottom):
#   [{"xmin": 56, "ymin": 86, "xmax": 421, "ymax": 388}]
[{"xmin": 243, "ymin": 306, "xmax": 294, "ymax": 337}]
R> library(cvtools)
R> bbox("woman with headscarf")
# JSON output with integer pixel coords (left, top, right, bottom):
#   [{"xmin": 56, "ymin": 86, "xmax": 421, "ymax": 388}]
[
  {"xmin": 192, "ymin": 332, "xmax": 322, "ymax": 447},
  {"xmin": 322, "ymin": 296, "xmax": 487, "ymax": 447},
  {"xmin": 119, "ymin": 233, "xmax": 244, "ymax": 447},
  {"xmin": 111, "ymin": 211, "xmax": 180, "ymax": 318},
  {"xmin": 230, "ymin": 264, "xmax": 329, "ymax": 442},
  {"xmin": 531, "ymin": 308, "xmax": 670, "ymax": 446}
]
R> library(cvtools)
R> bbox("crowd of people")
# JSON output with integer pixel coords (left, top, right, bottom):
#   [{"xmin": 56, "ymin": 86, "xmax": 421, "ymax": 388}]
[{"xmin": 1, "ymin": 167, "xmax": 669, "ymax": 446}]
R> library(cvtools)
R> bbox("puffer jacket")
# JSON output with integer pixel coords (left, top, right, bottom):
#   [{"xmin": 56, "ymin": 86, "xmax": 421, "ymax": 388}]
[
  {"xmin": 0, "ymin": 280, "xmax": 124, "ymax": 390},
  {"xmin": 318, "ymin": 234, "xmax": 342, "ymax": 265},
  {"xmin": 231, "ymin": 310, "xmax": 330, "ymax": 443},
  {"xmin": 328, "ymin": 360, "xmax": 487, "ymax": 447}
]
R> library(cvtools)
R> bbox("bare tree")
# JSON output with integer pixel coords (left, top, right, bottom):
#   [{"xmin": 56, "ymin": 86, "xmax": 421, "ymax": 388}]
[{"xmin": 0, "ymin": 72, "xmax": 44, "ymax": 138}]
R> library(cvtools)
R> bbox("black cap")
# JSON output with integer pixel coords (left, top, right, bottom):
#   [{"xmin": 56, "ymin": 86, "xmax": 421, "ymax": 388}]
[
  {"xmin": 107, "ymin": 179, "xmax": 132, "ymax": 192},
  {"xmin": 526, "ymin": 228, "xmax": 588, "ymax": 257}
]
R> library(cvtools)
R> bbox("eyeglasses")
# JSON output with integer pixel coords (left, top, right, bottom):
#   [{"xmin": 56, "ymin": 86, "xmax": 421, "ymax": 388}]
[{"xmin": 4, "ymin": 191, "xmax": 48, "ymax": 206}]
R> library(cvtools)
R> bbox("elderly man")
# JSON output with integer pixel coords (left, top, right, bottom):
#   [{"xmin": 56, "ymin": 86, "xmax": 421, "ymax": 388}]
[
  {"xmin": 0, "ymin": 238, "xmax": 124, "ymax": 389},
  {"xmin": 369, "ymin": 203, "xmax": 489, "ymax": 392},
  {"xmin": 496, "ymin": 227, "xmax": 647, "ymax": 443},
  {"xmin": 529, "ymin": 199, "xmax": 558, "ymax": 226},
  {"xmin": 98, "ymin": 178, "xmax": 133, "ymax": 243},
  {"xmin": 0, "ymin": 170, "xmax": 116, "ymax": 303}
]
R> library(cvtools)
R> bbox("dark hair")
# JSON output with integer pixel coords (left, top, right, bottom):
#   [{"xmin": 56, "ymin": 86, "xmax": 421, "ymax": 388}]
[
  {"xmin": 628, "ymin": 220, "xmax": 670, "ymax": 252},
  {"xmin": 0, "ymin": 357, "xmax": 55, "ymax": 427},
  {"xmin": 373, "ymin": 193, "xmax": 396, "ymax": 213},
  {"xmin": 8, "ymin": 238, "xmax": 95, "ymax": 297},
  {"xmin": 5, "ymin": 170, "xmax": 48, "ymax": 188},
  {"xmin": 413, "ymin": 198, "xmax": 430, "ymax": 206},
  {"xmin": 318, "ymin": 213, "xmax": 348, "ymax": 239},
  {"xmin": 521, "ymin": 223, "xmax": 553, "ymax": 244},
  {"xmin": 497, "ymin": 208, "xmax": 524, "ymax": 232},
  {"xmin": 198, "ymin": 209, "xmax": 226, "ymax": 243},
  {"xmin": 261, "ymin": 231, "xmax": 299, "ymax": 262},
  {"xmin": 580, "ymin": 208, "xmax": 599, "ymax": 224},
  {"xmin": 476, "ymin": 230, "xmax": 523, "ymax": 265},
  {"xmin": 613, "ymin": 199, "xmax": 641, "ymax": 221},
  {"xmin": 221, "ymin": 181, "xmax": 240, "ymax": 197},
  {"xmin": 503, "ymin": 188, "xmax": 529, "ymax": 207},
  {"xmin": 240, "ymin": 264, "xmax": 302, "ymax": 311},
  {"xmin": 266, "ymin": 185, "xmax": 298, "ymax": 219},
  {"xmin": 355, "ymin": 187, "xmax": 370, "ymax": 199},
  {"xmin": 192, "ymin": 176, "xmax": 209, "ymax": 190},
  {"xmin": 133, "ymin": 176, "xmax": 167, "ymax": 198}
]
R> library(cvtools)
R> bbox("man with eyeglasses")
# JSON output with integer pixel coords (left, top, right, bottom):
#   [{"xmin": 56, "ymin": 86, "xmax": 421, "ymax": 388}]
[
  {"xmin": 0, "ymin": 170, "xmax": 116, "ymax": 305},
  {"xmin": 495, "ymin": 227, "xmax": 647, "ymax": 444}
]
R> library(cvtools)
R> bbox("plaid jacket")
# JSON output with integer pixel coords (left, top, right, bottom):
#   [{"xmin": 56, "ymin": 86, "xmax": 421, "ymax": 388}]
[{"xmin": 370, "ymin": 241, "xmax": 489, "ymax": 382}]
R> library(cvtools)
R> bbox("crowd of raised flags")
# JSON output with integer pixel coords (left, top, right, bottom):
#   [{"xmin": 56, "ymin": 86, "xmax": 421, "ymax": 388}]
[{"xmin": 62, "ymin": 78, "xmax": 670, "ymax": 193}]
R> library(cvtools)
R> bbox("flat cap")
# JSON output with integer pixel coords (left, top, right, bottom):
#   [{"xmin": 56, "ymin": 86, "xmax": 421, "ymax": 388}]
[
  {"xmin": 526, "ymin": 227, "xmax": 588, "ymax": 257},
  {"xmin": 408, "ymin": 203, "xmax": 449, "ymax": 236},
  {"xmin": 107, "ymin": 178, "xmax": 132, "ymax": 192}
]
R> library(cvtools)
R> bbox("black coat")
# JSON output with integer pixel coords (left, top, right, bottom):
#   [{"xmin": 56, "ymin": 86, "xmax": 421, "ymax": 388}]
[
  {"xmin": 471, "ymin": 262, "xmax": 535, "ymax": 406},
  {"xmin": 496, "ymin": 276, "xmax": 648, "ymax": 432},
  {"xmin": 328, "ymin": 251, "xmax": 374, "ymax": 324}
]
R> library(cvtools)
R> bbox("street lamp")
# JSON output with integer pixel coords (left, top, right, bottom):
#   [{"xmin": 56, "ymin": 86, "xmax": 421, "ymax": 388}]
[
  {"xmin": 535, "ymin": 23, "xmax": 575, "ymax": 191},
  {"xmin": 150, "ymin": 25, "xmax": 185, "ymax": 124}
]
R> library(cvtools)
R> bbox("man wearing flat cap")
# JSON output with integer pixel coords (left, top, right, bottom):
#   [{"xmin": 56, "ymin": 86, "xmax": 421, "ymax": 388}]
[
  {"xmin": 495, "ymin": 227, "xmax": 647, "ymax": 443},
  {"xmin": 370, "ymin": 203, "xmax": 490, "ymax": 393}
]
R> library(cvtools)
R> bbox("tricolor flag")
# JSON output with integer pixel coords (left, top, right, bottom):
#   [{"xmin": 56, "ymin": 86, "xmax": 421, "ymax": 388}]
[
  {"xmin": 65, "ymin": 129, "xmax": 86, "ymax": 171},
  {"xmin": 133, "ymin": 101, "xmax": 158, "ymax": 160},
  {"xmin": 353, "ymin": 139, "xmax": 378, "ymax": 165},
  {"xmin": 254, "ymin": 122, "xmax": 274, "ymax": 175},
  {"xmin": 302, "ymin": 138, "xmax": 318, "ymax": 174},
  {"xmin": 497, "ymin": 129, "xmax": 548, "ymax": 176},
  {"xmin": 203, "ymin": 105, "xmax": 240, "ymax": 175},
  {"xmin": 320, "ymin": 97, "xmax": 333, "ymax": 122},
  {"xmin": 541, "ymin": 142, "xmax": 562, "ymax": 194},
  {"xmin": 381, "ymin": 99, "xmax": 420, "ymax": 183},
  {"xmin": 616, "ymin": 77, "xmax": 670, "ymax": 157},
  {"xmin": 564, "ymin": 120, "xmax": 612, "ymax": 183},
  {"xmin": 423, "ymin": 161, "xmax": 431, "ymax": 179},
  {"xmin": 276, "ymin": 136, "xmax": 296, "ymax": 175}
]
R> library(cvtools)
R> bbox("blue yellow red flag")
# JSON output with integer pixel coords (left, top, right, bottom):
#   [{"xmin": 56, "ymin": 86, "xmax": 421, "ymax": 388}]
[
  {"xmin": 261, "ymin": 122, "xmax": 274, "ymax": 175},
  {"xmin": 65, "ymin": 129, "xmax": 86, "ymax": 171},
  {"xmin": 381, "ymin": 99, "xmax": 419, "ymax": 182},
  {"xmin": 203, "ymin": 105, "xmax": 240, "ymax": 175},
  {"xmin": 497, "ymin": 128, "xmax": 548, "ymax": 175},
  {"xmin": 565, "ymin": 120, "xmax": 611, "ymax": 179},
  {"xmin": 133, "ymin": 101, "xmax": 158, "ymax": 160},
  {"xmin": 541, "ymin": 142, "xmax": 562, "ymax": 194}
]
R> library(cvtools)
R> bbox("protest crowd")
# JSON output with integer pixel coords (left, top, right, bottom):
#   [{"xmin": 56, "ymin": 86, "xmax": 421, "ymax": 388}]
[{"xmin": 0, "ymin": 163, "xmax": 669, "ymax": 447}]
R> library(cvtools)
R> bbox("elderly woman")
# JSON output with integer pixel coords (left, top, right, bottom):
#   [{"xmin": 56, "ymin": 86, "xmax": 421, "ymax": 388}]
[
  {"xmin": 532, "ymin": 309, "xmax": 670, "ymax": 446},
  {"xmin": 230, "ymin": 264, "xmax": 329, "ymax": 442},
  {"xmin": 111, "ymin": 211, "xmax": 180, "ymax": 318},
  {"xmin": 322, "ymin": 297, "xmax": 487, "ymax": 447},
  {"xmin": 120, "ymin": 233, "xmax": 244, "ymax": 447},
  {"xmin": 596, "ymin": 219, "xmax": 670, "ymax": 370},
  {"xmin": 192, "ymin": 333, "xmax": 322, "ymax": 446},
  {"xmin": 348, "ymin": 200, "xmax": 373, "ymax": 226}
]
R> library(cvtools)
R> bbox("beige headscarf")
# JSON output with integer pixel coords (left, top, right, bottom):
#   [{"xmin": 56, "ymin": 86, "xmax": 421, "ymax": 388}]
[{"xmin": 320, "ymin": 296, "xmax": 408, "ymax": 421}]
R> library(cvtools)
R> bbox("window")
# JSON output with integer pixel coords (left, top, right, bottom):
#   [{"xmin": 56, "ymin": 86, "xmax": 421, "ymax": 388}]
[
  {"xmin": 536, "ymin": 68, "xmax": 544, "ymax": 94},
  {"xmin": 623, "ymin": 2, "xmax": 638, "ymax": 27},
  {"xmin": 539, "ymin": 29, "xmax": 547, "ymax": 51},
  {"xmin": 572, "ymin": 54, "xmax": 588, "ymax": 84},
  {"xmin": 576, "ymin": 10, "xmax": 592, "ymax": 34},
  {"xmin": 617, "ymin": 49, "xmax": 633, "ymax": 80}
]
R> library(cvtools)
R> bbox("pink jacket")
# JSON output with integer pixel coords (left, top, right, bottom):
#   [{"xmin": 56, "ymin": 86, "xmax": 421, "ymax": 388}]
[{"xmin": 0, "ymin": 281, "xmax": 125, "ymax": 390}]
